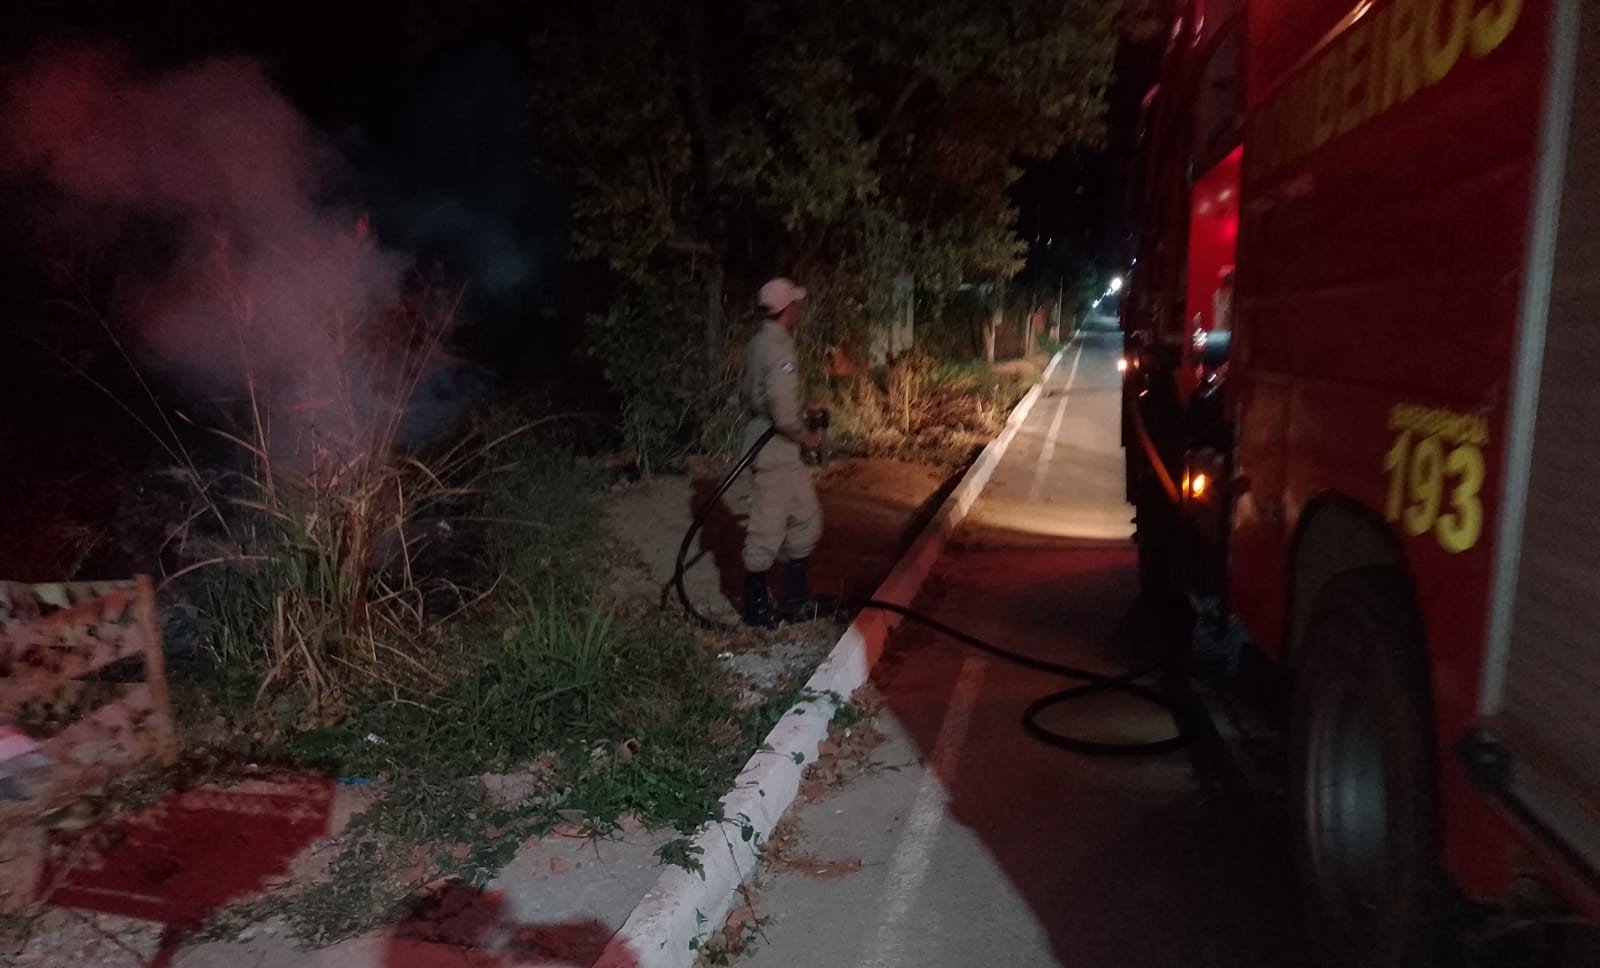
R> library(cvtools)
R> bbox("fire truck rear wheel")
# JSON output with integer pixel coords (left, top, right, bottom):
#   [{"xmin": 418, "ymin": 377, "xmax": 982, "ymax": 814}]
[{"xmin": 1291, "ymin": 569, "xmax": 1443, "ymax": 968}]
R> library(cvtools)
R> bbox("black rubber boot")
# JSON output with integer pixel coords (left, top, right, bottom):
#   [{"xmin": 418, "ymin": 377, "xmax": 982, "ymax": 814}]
[
  {"xmin": 743, "ymin": 570, "xmax": 779, "ymax": 629},
  {"xmin": 780, "ymin": 558, "xmax": 824, "ymax": 623}
]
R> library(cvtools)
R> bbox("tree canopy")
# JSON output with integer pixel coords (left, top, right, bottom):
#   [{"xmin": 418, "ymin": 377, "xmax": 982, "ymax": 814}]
[{"xmin": 530, "ymin": 0, "xmax": 1126, "ymax": 461}]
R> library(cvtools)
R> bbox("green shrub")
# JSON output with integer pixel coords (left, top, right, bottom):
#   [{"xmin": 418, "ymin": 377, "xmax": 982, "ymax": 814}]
[{"xmin": 585, "ymin": 281, "xmax": 740, "ymax": 471}]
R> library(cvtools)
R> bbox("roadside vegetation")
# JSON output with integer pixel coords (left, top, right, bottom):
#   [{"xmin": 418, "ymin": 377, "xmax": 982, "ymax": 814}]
[
  {"xmin": 25, "ymin": 255, "xmax": 809, "ymax": 944},
  {"xmin": 150, "ymin": 406, "xmax": 810, "ymax": 943},
  {"xmin": 175, "ymin": 404, "xmax": 819, "ymax": 942}
]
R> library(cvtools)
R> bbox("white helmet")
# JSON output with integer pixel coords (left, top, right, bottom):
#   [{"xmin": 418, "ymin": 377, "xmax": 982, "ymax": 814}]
[{"xmin": 758, "ymin": 277, "xmax": 807, "ymax": 315}]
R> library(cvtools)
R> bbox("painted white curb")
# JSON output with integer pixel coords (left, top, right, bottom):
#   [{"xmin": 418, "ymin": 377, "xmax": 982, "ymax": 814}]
[{"xmin": 595, "ymin": 348, "xmax": 1067, "ymax": 968}]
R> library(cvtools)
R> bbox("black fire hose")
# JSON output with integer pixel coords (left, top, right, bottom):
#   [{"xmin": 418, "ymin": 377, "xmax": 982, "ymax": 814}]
[
  {"xmin": 667, "ymin": 429, "xmax": 1191, "ymax": 757},
  {"xmin": 668, "ymin": 425, "xmax": 779, "ymax": 627}
]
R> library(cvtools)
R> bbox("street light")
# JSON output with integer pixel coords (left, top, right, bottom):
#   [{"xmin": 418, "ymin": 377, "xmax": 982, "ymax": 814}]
[{"xmin": 1109, "ymin": 276, "xmax": 1125, "ymax": 293}]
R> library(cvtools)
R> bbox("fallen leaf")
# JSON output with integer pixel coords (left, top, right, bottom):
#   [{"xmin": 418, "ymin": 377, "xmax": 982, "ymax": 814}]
[
  {"xmin": 394, "ymin": 861, "xmax": 432, "ymax": 885},
  {"xmin": 448, "ymin": 843, "xmax": 471, "ymax": 861},
  {"xmin": 421, "ymin": 874, "xmax": 460, "ymax": 895},
  {"xmin": 809, "ymin": 763, "xmax": 839, "ymax": 786},
  {"xmin": 804, "ymin": 856, "xmax": 863, "ymax": 878},
  {"xmin": 722, "ymin": 907, "xmax": 757, "ymax": 948},
  {"xmin": 387, "ymin": 844, "xmax": 433, "ymax": 884}
]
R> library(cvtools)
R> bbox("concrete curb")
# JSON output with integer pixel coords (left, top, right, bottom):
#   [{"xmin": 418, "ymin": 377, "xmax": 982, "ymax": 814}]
[{"xmin": 595, "ymin": 348, "xmax": 1067, "ymax": 968}]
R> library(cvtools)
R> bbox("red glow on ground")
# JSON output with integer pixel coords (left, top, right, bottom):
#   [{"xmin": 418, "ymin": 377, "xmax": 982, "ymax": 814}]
[{"xmin": 42, "ymin": 776, "xmax": 334, "ymax": 929}]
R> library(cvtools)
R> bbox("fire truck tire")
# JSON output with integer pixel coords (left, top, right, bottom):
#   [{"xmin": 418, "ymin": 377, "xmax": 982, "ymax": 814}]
[{"xmin": 1291, "ymin": 568, "xmax": 1443, "ymax": 968}]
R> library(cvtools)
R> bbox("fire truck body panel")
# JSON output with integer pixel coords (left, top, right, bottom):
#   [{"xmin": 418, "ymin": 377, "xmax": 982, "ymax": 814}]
[
  {"xmin": 1130, "ymin": 0, "xmax": 1600, "ymax": 913},
  {"xmin": 1230, "ymin": 0, "xmax": 1551, "ymax": 899}
]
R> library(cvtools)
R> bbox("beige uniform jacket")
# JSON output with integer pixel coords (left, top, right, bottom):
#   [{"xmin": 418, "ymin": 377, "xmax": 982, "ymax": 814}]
[{"xmin": 741, "ymin": 320, "xmax": 805, "ymax": 470}]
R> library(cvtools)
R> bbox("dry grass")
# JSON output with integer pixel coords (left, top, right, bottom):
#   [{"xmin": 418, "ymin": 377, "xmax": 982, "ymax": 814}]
[
  {"xmin": 828, "ymin": 353, "xmax": 1030, "ymax": 461},
  {"xmin": 54, "ymin": 238, "xmax": 523, "ymax": 721}
]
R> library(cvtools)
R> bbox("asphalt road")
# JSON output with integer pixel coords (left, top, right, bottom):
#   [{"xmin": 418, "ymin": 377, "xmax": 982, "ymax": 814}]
[{"xmin": 743, "ymin": 332, "xmax": 1307, "ymax": 968}]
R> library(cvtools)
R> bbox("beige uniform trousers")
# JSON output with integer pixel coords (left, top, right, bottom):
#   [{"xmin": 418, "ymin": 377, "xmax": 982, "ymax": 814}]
[{"xmin": 742, "ymin": 463, "xmax": 822, "ymax": 573}]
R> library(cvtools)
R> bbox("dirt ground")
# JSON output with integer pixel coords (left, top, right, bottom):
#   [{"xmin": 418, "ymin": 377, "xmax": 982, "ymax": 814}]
[{"xmin": 604, "ymin": 455, "xmax": 961, "ymax": 625}]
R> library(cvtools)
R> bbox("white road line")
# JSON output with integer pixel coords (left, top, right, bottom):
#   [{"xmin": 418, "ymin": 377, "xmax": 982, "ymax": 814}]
[
  {"xmin": 1025, "ymin": 340, "xmax": 1085, "ymax": 503},
  {"xmin": 1037, "ymin": 331, "xmax": 1079, "ymax": 385},
  {"xmin": 859, "ymin": 656, "xmax": 987, "ymax": 968},
  {"xmin": 1064, "ymin": 338, "xmax": 1084, "ymax": 389},
  {"xmin": 1027, "ymin": 396, "xmax": 1071, "ymax": 503}
]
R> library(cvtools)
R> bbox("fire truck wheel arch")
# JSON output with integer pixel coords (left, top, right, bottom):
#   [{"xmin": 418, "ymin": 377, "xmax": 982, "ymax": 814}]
[{"xmin": 1286, "ymin": 496, "xmax": 1408, "ymax": 675}]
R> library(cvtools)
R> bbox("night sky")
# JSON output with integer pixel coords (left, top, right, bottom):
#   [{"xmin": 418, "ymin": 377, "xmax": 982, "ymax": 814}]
[
  {"xmin": 0, "ymin": 1, "xmax": 561, "ymax": 580},
  {"xmin": 1013, "ymin": 22, "xmax": 1165, "ymax": 288},
  {"xmin": 7, "ymin": 1, "xmax": 559, "ymax": 364}
]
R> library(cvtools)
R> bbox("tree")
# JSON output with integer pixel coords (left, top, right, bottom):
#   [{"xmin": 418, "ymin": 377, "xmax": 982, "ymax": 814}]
[{"xmin": 530, "ymin": 0, "xmax": 1126, "ymax": 462}]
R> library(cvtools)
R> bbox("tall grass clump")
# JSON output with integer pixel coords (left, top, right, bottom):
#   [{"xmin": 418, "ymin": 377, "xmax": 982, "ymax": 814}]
[{"xmin": 59, "ymin": 236, "xmax": 509, "ymax": 722}]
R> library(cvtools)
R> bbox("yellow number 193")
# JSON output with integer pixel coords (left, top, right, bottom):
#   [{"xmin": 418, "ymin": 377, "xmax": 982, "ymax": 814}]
[{"xmin": 1384, "ymin": 431, "xmax": 1485, "ymax": 553}]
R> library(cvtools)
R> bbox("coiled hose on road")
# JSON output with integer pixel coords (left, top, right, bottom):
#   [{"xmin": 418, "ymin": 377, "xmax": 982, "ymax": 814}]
[{"xmin": 668, "ymin": 428, "xmax": 1192, "ymax": 757}]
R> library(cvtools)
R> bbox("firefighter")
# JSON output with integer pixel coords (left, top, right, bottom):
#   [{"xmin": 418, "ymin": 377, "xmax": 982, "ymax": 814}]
[{"xmin": 741, "ymin": 277, "xmax": 823, "ymax": 628}]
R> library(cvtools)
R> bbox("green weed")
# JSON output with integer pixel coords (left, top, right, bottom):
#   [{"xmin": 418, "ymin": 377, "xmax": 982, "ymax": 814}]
[
  {"xmin": 290, "ymin": 848, "xmax": 408, "ymax": 947},
  {"xmin": 656, "ymin": 837, "xmax": 706, "ymax": 877}
]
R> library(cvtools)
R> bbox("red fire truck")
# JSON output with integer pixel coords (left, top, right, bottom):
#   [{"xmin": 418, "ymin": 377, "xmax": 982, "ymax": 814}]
[{"xmin": 1123, "ymin": 0, "xmax": 1599, "ymax": 963}]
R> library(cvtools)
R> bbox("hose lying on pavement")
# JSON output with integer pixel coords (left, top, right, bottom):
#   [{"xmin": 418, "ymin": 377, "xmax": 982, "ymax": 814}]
[{"xmin": 667, "ymin": 431, "xmax": 1191, "ymax": 758}]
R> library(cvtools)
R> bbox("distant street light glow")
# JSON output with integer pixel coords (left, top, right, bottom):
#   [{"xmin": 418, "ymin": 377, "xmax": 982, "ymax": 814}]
[{"xmin": 1109, "ymin": 276, "xmax": 1124, "ymax": 293}]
